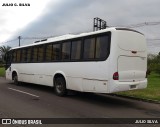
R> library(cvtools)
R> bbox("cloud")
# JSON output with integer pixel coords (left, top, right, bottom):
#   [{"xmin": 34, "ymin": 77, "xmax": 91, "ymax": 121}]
[
  {"xmin": 2, "ymin": 0, "xmax": 160, "ymax": 53},
  {"xmin": 18, "ymin": 0, "xmax": 160, "ymax": 33},
  {"xmin": 14, "ymin": 0, "xmax": 92, "ymax": 37}
]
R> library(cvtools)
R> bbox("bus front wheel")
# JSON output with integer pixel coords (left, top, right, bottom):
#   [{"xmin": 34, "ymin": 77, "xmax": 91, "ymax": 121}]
[
  {"xmin": 54, "ymin": 77, "xmax": 67, "ymax": 96},
  {"xmin": 13, "ymin": 75, "xmax": 19, "ymax": 85}
]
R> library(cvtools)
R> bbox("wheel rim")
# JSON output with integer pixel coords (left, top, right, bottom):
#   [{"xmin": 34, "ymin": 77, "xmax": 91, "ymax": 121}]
[
  {"xmin": 55, "ymin": 80, "xmax": 64, "ymax": 93},
  {"xmin": 14, "ymin": 76, "xmax": 18, "ymax": 85}
]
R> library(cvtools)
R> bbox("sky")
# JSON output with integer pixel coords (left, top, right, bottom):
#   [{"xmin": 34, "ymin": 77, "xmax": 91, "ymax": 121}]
[{"xmin": 0, "ymin": 0, "xmax": 160, "ymax": 54}]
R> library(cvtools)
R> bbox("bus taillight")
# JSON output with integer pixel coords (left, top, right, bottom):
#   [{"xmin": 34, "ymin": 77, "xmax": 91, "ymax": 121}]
[{"xmin": 113, "ymin": 72, "xmax": 119, "ymax": 80}]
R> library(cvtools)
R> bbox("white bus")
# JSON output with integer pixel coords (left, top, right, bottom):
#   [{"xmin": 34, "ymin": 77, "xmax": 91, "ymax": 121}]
[{"xmin": 5, "ymin": 27, "xmax": 147, "ymax": 96}]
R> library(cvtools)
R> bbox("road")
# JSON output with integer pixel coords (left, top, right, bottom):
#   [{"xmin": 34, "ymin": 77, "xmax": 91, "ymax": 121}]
[{"xmin": 0, "ymin": 77, "xmax": 160, "ymax": 127}]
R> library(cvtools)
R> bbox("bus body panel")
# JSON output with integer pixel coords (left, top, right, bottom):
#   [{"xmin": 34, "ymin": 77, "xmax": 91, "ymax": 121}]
[
  {"xmin": 109, "ymin": 79, "xmax": 147, "ymax": 93},
  {"xmin": 117, "ymin": 31, "xmax": 146, "ymax": 52},
  {"xmin": 5, "ymin": 27, "xmax": 147, "ymax": 94},
  {"xmin": 109, "ymin": 30, "xmax": 147, "ymax": 93},
  {"xmin": 6, "ymin": 61, "xmax": 109, "ymax": 93},
  {"xmin": 118, "ymin": 56, "xmax": 146, "ymax": 82}
]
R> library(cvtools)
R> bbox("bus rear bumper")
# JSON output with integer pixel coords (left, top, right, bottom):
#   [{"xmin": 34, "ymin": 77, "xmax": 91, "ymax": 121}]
[{"xmin": 109, "ymin": 79, "xmax": 147, "ymax": 93}]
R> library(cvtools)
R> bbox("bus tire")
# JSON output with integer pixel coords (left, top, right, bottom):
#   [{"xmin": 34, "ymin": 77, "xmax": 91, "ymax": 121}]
[
  {"xmin": 54, "ymin": 77, "xmax": 67, "ymax": 96},
  {"xmin": 13, "ymin": 73, "xmax": 21, "ymax": 85},
  {"xmin": 13, "ymin": 75, "xmax": 19, "ymax": 85}
]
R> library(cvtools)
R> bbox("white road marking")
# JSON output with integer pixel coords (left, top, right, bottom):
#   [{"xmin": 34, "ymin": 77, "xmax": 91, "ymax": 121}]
[{"xmin": 8, "ymin": 87, "xmax": 40, "ymax": 98}]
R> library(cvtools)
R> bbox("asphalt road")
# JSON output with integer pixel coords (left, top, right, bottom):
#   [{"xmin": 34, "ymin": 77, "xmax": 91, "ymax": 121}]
[{"xmin": 0, "ymin": 77, "xmax": 160, "ymax": 127}]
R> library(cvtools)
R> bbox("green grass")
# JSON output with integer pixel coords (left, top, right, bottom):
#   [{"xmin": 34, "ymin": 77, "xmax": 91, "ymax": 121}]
[
  {"xmin": 0, "ymin": 67, "xmax": 5, "ymax": 77},
  {"xmin": 117, "ymin": 72, "xmax": 160, "ymax": 101}
]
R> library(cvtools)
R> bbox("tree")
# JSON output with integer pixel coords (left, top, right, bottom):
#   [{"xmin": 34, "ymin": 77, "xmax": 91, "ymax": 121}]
[
  {"xmin": 155, "ymin": 52, "xmax": 160, "ymax": 75},
  {"xmin": 147, "ymin": 52, "xmax": 160, "ymax": 75},
  {"xmin": 0, "ymin": 46, "xmax": 11, "ymax": 63}
]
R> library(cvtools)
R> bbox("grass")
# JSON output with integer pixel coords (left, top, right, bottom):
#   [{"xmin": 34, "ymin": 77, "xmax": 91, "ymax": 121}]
[
  {"xmin": 0, "ymin": 67, "xmax": 5, "ymax": 77},
  {"xmin": 117, "ymin": 72, "xmax": 160, "ymax": 102}
]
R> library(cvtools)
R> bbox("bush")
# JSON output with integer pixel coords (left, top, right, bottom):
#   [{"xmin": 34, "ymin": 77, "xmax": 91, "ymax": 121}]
[
  {"xmin": 0, "ymin": 64, "xmax": 4, "ymax": 68},
  {"xmin": 155, "ymin": 64, "xmax": 160, "ymax": 75},
  {"xmin": 147, "ymin": 53, "xmax": 160, "ymax": 75}
]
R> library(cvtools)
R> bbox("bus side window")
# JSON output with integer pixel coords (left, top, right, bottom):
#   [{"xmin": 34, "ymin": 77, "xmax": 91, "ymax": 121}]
[
  {"xmin": 16, "ymin": 49, "xmax": 21, "ymax": 63},
  {"xmin": 52, "ymin": 44, "xmax": 61, "ymax": 61},
  {"xmin": 62, "ymin": 42, "xmax": 71, "ymax": 60},
  {"xmin": 21, "ymin": 48, "xmax": 27, "ymax": 62},
  {"xmin": 27, "ymin": 47, "xmax": 32, "ymax": 62},
  {"xmin": 83, "ymin": 37, "xmax": 96, "ymax": 59},
  {"xmin": 71, "ymin": 40, "xmax": 81, "ymax": 60},
  {"xmin": 12, "ymin": 50, "xmax": 16, "ymax": 63},
  {"xmin": 32, "ymin": 47, "xmax": 38, "ymax": 62},
  {"xmin": 96, "ymin": 35, "xmax": 110, "ymax": 59},
  {"xmin": 38, "ymin": 45, "xmax": 44, "ymax": 62},
  {"xmin": 45, "ymin": 44, "xmax": 53, "ymax": 62}
]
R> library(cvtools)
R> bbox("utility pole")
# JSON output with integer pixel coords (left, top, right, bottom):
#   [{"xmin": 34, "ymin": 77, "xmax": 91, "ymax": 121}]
[{"xmin": 18, "ymin": 36, "xmax": 21, "ymax": 47}]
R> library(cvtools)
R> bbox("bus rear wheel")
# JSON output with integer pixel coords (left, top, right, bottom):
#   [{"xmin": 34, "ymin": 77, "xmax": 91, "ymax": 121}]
[{"xmin": 54, "ymin": 77, "xmax": 67, "ymax": 96}]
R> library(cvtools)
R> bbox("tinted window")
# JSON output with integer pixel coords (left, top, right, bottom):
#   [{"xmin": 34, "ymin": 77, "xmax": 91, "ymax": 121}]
[
  {"xmin": 96, "ymin": 35, "xmax": 110, "ymax": 59},
  {"xmin": 27, "ymin": 47, "xmax": 32, "ymax": 62},
  {"xmin": 62, "ymin": 42, "xmax": 71, "ymax": 60},
  {"xmin": 10, "ymin": 32, "xmax": 111, "ymax": 63},
  {"xmin": 71, "ymin": 40, "xmax": 81, "ymax": 60},
  {"xmin": 12, "ymin": 50, "xmax": 16, "ymax": 63},
  {"xmin": 38, "ymin": 45, "xmax": 44, "ymax": 62},
  {"xmin": 83, "ymin": 37, "xmax": 95, "ymax": 59},
  {"xmin": 52, "ymin": 44, "xmax": 61, "ymax": 60},
  {"xmin": 45, "ymin": 44, "xmax": 52, "ymax": 62},
  {"xmin": 16, "ymin": 49, "xmax": 21, "ymax": 63},
  {"xmin": 21, "ymin": 48, "xmax": 27, "ymax": 62},
  {"xmin": 32, "ymin": 47, "xmax": 38, "ymax": 62}
]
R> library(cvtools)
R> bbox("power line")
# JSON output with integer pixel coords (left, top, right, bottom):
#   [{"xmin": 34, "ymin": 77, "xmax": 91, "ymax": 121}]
[
  {"xmin": 125, "ymin": 21, "xmax": 160, "ymax": 28},
  {"xmin": 22, "ymin": 37, "xmax": 47, "ymax": 40},
  {"xmin": 0, "ymin": 38, "xmax": 18, "ymax": 44},
  {"xmin": 147, "ymin": 38, "xmax": 160, "ymax": 41},
  {"xmin": 22, "ymin": 34, "xmax": 62, "ymax": 40},
  {"xmin": 1, "ymin": 21, "xmax": 160, "ymax": 46}
]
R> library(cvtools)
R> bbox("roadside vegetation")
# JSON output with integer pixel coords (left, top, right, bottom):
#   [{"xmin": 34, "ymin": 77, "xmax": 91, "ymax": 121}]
[
  {"xmin": 117, "ymin": 72, "xmax": 160, "ymax": 101},
  {"xmin": 0, "ymin": 67, "xmax": 5, "ymax": 77},
  {"xmin": 0, "ymin": 45, "xmax": 11, "ymax": 77},
  {"xmin": 147, "ymin": 52, "xmax": 160, "ymax": 75},
  {"xmin": 0, "ymin": 45, "xmax": 11, "ymax": 63}
]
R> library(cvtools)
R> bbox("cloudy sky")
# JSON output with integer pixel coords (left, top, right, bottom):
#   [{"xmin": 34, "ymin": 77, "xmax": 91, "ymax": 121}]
[{"xmin": 0, "ymin": 0, "xmax": 160, "ymax": 54}]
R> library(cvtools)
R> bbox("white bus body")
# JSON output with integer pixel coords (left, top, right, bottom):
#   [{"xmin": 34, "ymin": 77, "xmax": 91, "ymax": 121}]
[{"xmin": 5, "ymin": 27, "xmax": 147, "ymax": 96}]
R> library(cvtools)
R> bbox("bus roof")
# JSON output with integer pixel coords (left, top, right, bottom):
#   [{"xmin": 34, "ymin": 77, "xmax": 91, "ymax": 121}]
[{"xmin": 10, "ymin": 27, "xmax": 142, "ymax": 50}]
